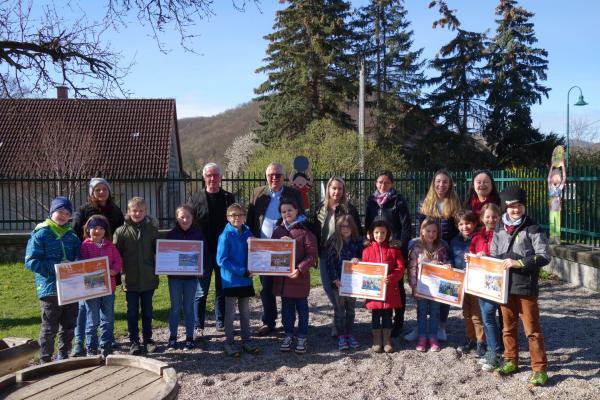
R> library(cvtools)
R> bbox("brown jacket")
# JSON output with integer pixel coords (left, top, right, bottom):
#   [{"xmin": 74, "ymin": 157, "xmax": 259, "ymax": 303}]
[{"xmin": 247, "ymin": 185, "xmax": 304, "ymax": 237}]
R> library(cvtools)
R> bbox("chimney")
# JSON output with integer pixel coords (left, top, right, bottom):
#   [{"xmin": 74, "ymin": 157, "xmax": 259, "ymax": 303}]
[{"xmin": 56, "ymin": 86, "xmax": 68, "ymax": 99}]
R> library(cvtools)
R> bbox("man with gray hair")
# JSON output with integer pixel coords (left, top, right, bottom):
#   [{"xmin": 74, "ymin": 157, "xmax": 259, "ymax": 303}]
[
  {"xmin": 247, "ymin": 162, "xmax": 304, "ymax": 335},
  {"xmin": 188, "ymin": 163, "xmax": 235, "ymax": 338}
]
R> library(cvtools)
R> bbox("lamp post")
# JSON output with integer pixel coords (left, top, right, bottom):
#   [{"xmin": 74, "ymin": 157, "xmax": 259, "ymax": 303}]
[{"xmin": 566, "ymin": 85, "xmax": 588, "ymax": 168}]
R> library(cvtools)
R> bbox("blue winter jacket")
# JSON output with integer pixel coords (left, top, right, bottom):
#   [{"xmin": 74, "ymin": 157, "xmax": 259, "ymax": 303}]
[
  {"xmin": 449, "ymin": 234, "xmax": 471, "ymax": 270},
  {"xmin": 217, "ymin": 223, "xmax": 253, "ymax": 289},
  {"xmin": 25, "ymin": 222, "xmax": 80, "ymax": 299}
]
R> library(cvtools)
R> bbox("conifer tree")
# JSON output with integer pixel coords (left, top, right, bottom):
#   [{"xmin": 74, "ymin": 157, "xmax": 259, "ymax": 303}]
[
  {"xmin": 254, "ymin": 0, "xmax": 356, "ymax": 145},
  {"xmin": 483, "ymin": 0, "xmax": 553, "ymax": 166}
]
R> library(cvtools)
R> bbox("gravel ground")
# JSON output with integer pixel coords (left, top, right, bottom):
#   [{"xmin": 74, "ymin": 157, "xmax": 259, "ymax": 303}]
[{"xmin": 117, "ymin": 279, "xmax": 600, "ymax": 400}]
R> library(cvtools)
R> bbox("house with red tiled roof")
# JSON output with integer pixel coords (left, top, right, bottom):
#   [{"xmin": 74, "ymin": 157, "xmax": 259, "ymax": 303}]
[{"xmin": 0, "ymin": 90, "xmax": 186, "ymax": 231}]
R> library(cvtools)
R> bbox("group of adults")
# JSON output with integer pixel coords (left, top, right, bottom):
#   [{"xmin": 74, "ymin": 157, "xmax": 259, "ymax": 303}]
[{"xmin": 78, "ymin": 162, "xmax": 502, "ymax": 341}]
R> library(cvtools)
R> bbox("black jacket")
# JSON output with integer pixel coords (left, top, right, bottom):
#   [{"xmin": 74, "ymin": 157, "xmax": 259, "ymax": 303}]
[
  {"xmin": 365, "ymin": 189, "xmax": 411, "ymax": 256},
  {"xmin": 188, "ymin": 188, "xmax": 235, "ymax": 252},
  {"xmin": 313, "ymin": 201, "xmax": 363, "ymax": 255},
  {"xmin": 247, "ymin": 185, "xmax": 304, "ymax": 238},
  {"xmin": 72, "ymin": 202, "xmax": 124, "ymax": 240}
]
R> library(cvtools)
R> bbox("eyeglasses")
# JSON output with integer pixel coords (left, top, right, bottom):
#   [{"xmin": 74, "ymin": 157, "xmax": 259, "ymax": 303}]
[
  {"xmin": 228, "ymin": 213, "xmax": 246, "ymax": 218},
  {"xmin": 267, "ymin": 173, "xmax": 283, "ymax": 179},
  {"xmin": 339, "ymin": 225, "xmax": 351, "ymax": 228},
  {"xmin": 204, "ymin": 174, "xmax": 220, "ymax": 178}
]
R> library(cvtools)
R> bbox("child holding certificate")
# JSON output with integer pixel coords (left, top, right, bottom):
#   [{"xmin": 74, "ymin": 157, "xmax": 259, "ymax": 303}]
[
  {"xmin": 113, "ymin": 197, "xmax": 159, "ymax": 356},
  {"xmin": 491, "ymin": 187, "xmax": 550, "ymax": 387},
  {"xmin": 362, "ymin": 220, "xmax": 404, "ymax": 354},
  {"xmin": 408, "ymin": 218, "xmax": 448, "ymax": 352},
  {"xmin": 217, "ymin": 203, "xmax": 260, "ymax": 357},
  {"xmin": 449, "ymin": 211, "xmax": 486, "ymax": 357},
  {"xmin": 325, "ymin": 215, "xmax": 363, "ymax": 351},
  {"xmin": 80, "ymin": 215, "xmax": 122, "ymax": 358},
  {"xmin": 272, "ymin": 198, "xmax": 318, "ymax": 354},
  {"xmin": 166, "ymin": 205, "xmax": 205, "ymax": 351},
  {"xmin": 25, "ymin": 196, "xmax": 80, "ymax": 363},
  {"xmin": 469, "ymin": 203, "xmax": 502, "ymax": 372}
]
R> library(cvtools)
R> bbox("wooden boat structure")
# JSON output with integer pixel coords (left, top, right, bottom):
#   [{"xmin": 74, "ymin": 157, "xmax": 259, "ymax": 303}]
[{"xmin": 0, "ymin": 338, "xmax": 39, "ymax": 377}]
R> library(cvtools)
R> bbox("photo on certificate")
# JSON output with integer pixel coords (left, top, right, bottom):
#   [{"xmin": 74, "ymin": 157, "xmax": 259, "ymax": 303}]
[
  {"xmin": 248, "ymin": 238, "xmax": 296, "ymax": 276},
  {"xmin": 415, "ymin": 262, "xmax": 465, "ymax": 307},
  {"xmin": 464, "ymin": 254, "xmax": 509, "ymax": 304},
  {"xmin": 339, "ymin": 261, "xmax": 388, "ymax": 301},
  {"xmin": 55, "ymin": 256, "xmax": 112, "ymax": 305},
  {"xmin": 155, "ymin": 240, "xmax": 203, "ymax": 276}
]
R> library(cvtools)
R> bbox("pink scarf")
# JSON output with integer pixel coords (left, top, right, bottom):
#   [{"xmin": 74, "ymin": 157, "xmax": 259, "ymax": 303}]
[{"xmin": 375, "ymin": 191, "xmax": 390, "ymax": 206}]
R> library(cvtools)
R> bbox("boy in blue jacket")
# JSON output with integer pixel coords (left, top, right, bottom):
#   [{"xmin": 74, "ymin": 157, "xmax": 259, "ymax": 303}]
[
  {"xmin": 217, "ymin": 203, "xmax": 259, "ymax": 357},
  {"xmin": 25, "ymin": 196, "xmax": 81, "ymax": 363}
]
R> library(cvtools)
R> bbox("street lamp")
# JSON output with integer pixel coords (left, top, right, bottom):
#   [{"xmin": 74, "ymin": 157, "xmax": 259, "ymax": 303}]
[{"xmin": 566, "ymin": 85, "xmax": 588, "ymax": 168}]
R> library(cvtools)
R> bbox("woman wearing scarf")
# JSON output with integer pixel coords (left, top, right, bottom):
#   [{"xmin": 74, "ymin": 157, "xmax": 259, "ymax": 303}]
[
  {"xmin": 464, "ymin": 170, "xmax": 501, "ymax": 222},
  {"xmin": 365, "ymin": 171, "xmax": 412, "ymax": 338}
]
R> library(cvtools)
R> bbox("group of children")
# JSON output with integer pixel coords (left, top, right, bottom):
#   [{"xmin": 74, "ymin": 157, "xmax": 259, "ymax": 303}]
[{"xmin": 25, "ymin": 183, "xmax": 550, "ymax": 386}]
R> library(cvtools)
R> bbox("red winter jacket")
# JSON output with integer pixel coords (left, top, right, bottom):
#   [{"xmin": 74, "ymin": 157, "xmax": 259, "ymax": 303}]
[
  {"xmin": 469, "ymin": 227, "xmax": 495, "ymax": 256},
  {"xmin": 362, "ymin": 240, "xmax": 405, "ymax": 310},
  {"xmin": 272, "ymin": 221, "xmax": 318, "ymax": 298}
]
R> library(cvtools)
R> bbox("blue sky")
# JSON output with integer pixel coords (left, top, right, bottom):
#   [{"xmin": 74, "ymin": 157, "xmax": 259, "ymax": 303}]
[{"xmin": 75, "ymin": 1, "xmax": 600, "ymax": 137}]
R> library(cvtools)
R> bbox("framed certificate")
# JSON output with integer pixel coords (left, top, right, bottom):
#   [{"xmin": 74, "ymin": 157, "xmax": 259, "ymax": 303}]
[
  {"xmin": 339, "ymin": 261, "xmax": 388, "ymax": 301},
  {"xmin": 465, "ymin": 254, "xmax": 509, "ymax": 304},
  {"xmin": 55, "ymin": 257, "xmax": 111, "ymax": 305},
  {"xmin": 155, "ymin": 240, "xmax": 203, "ymax": 276},
  {"xmin": 415, "ymin": 262, "xmax": 466, "ymax": 307},
  {"xmin": 248, "ymin": 238, "xmax": 296, "ymax": 276}
]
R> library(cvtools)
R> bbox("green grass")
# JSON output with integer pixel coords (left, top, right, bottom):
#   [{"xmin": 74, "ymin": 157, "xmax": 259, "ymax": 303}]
[{"xmin": 0, "ymin": 263, "xmax": 322, "ymax": 340}]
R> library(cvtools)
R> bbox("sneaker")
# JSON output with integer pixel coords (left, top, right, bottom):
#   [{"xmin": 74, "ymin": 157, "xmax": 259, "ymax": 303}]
[
  {"xmin": 144, "ymin": 339, "xmax": 157, "ymax": 353},
  {"xmin": 496, "ymin": 359, "xmax": 518, "ymax": 375},
  {"xmin": 224, "ymin": 342, "xmax": 241, "ymax": 357},
  {"xmin": 437, "ymin": 327, "xmax": 447, "ymax": 342},
  {"xmin": 338, "ymin": 336, "xmax": 349, "ymax": 351},
  {"xmin": 295, "ymin": 337, "xmax": 307, "ymax": 354},
  {"xmin": 184, "ymin": 339, "xmax": 195, "ymax": 351},
  {"xmin": 129, "ymin": 342, "xmax": 142, "ymax": 356},
  {"xmin": 86, "ymin": 347, "xmax": 99, "ymax": 356},
  {"xmin": 280, "ymin": 336, "xmax": 293, "ymax": 352},
  {"xmin": 100, "ymin": 344, "xmax": 112, "ymax": 358},
  {"xmin": 416, "ymin": 336, "xmax": 427, "ymax": 352},
  {"xmin": 482, "ymin": 354, "xmax": 502, "ymax": 372},
  {"xmin": 478, "ymin": 351, "xmax": 496, "ymax": 364},
  {"xmin": 167, "ymin": 337, "xmax": 177, "ymax": 350},
  {"xmin": 70, "ymin": 342, "xmax": 85, "ymax": 358},
  {"xmin": 404, "ymin": 327, "xmax": 418, "ymax": 342},
  {"xmin": 528, "ymin": 371, "xmax": 548, "ymax": 386},
  {"xmin": 347, "ymin": 335, "xmax": 360, "ymax": 349},
  {"xmin": 215, "ymin": 320, "xmax": 225, "ymax": 332},
  {"xmin": 194, "ymin": 329, "xmax": 205, "ymax": 341},
  {"xmin": 429, "ymin": 337, "xmax": 441, "ymax": 352},
  {"xmin": 257, "ymin": 324, "xmax": 274, "ymax": 336},
  {"xmin": 457, "ymin": 339, "xmax": 475, "ymax": 354},
  {"xmin": 475, "ymin": 342, "xmax": 487, "ymax": 358},
  {"xmin": 242, "ymin": 342, "xmax": 260, "ymax": 354}
]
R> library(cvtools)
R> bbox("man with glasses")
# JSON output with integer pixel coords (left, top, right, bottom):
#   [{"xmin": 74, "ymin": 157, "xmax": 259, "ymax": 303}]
[
  {"xmin": 247, "ymin": 162, "xmax": 304, "ymax": 335},
  {"xmin": 188, "ymin": 163, "xmax": 235, "ymax": 339}
]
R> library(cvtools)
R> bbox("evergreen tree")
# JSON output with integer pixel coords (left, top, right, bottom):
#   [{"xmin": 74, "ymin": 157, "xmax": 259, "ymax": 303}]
[
  {"xmin": 354, "ymin": 0, "xmax": 425, "ymax": 140},
  {"xmin": 426, "ymin": 3, "xmax": 488, "ymax": 135},
  {"xmin": 254, "ymin": 0, "xmax": 357, "ymax": 145},
  {"xmin": 483, "ymin": 0, "xmax": 552, "ymax": 166}
]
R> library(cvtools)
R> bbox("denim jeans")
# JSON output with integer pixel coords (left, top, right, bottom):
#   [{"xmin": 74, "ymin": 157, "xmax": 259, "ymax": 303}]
[
  {"xmin": 281, "ymin": 297, "xmax": 309, "ymax": 338},
  {"xmin": 169, "ymin": 278, "xmax": 197, "ymax": 339},
  {"xmin": 74, "ymin": 300, "xmax": 86, "ymax": 345},
  {"xmin": 439, "ymin": 303, "xmax": 450, "ymax": 324},
  {"xmin": 224, "ymin": 296, "xmax": 251, "ymax": 344},
  {"xmin": 84, "ymin": 294, "xmax": 115, "ymax": 350},
  {"xmin": 39, "ymin": 296, "xmax": 78, "ymax": 363},
  {"xmin": 371, "ymin": 308, "xmax": 393, "ymax": 329},
  {"xmin": 319, "ymin": 256, "xmax": 337, "ymax": 308},
  {"xmin": 195, "ymin": 253, "xmax": 225, "ymax": 329},
  {"xmin": 417, "ymin": 299, "xmax": 440, "ymax": 338},
  {"xmin": 260, "ymin": 275, "xmax": 277, "ymax": 328},
  {"xmin": 479, "ymin": 297, "xmax": 501, "ymax": 354},
  {"xmin": 125, "ymin": 290, "xmax": 154, "ymax": 343}
]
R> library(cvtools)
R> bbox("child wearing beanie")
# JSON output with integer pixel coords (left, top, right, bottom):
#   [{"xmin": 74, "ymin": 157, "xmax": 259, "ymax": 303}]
[{"xmin": 490, "ymin": 186, "xmax": 550, "ymax": 387}]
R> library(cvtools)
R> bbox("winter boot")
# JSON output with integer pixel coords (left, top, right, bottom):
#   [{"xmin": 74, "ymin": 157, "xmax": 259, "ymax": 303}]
[
  {"xmin": 383, "ymin": 329, "xmax": 394, "ymax": 353},
  {"xmin": 371, "ymin": 329, "xmax": 383, "ymax": 353}
]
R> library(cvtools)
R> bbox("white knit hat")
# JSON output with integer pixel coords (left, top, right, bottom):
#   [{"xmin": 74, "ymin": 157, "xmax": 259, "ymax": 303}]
[{"xmin": 89, "ymin": 177, "xmax": 112, "ymax": 196}]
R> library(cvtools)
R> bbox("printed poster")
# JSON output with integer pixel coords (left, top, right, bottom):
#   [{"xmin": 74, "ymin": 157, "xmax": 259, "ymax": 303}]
[
  {"xmin": 339, "ymin": 261, "xmax": 388, "ymax": 301},
  {"xmin": 248, "ymin": 238, "xmax": 296, "ymax": 276},
  {"xmin": 55, "ymin": 256, "xmax": 111, "ymax": 305},
  {"xmin": 416, "ymin": 262, "xmax": 465, "ymax": 307},
  {"xmin": 464, "ymin": 254, "xmax": 509, "ymax": 304},
  {"xmin": 155, "ymin": 240, "xmax": 203, "ymax": 276}
]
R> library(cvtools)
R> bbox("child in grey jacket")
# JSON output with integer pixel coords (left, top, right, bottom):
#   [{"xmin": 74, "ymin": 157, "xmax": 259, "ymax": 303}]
[{"xmin": 491, "ymin": 186, "xmax": 550, "ymax": 387}]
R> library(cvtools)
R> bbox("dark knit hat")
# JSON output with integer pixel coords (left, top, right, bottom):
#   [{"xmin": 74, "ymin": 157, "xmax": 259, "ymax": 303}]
[
  {"xmin": 500, "ymin": 186, "xmax": 526, "ymax": 207},
  {"xmin": 49, "ymin": 196, "xmax": 73, "ymax": 216},
  {"xmin": 87, "ymin": 216, "xmax": 110, "ymax": 233},
  {"xmin": 89, "ymin": 177, "xmax": 112, "ymax": 197}
]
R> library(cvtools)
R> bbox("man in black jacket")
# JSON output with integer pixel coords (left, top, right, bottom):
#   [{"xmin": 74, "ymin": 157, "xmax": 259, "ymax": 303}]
[
  {"xmin": 188, "ymin": 163, "xmax": 235, "ymax": 338},
  {"xmin": 247, "ymin": 162, "xmax": 304, "ymax": 335}
]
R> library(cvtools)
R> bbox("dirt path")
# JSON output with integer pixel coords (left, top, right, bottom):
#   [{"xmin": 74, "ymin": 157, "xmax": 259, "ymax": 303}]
[{"xmin": 128, "ymin": 279, "xmax": 600, "ymax": 400}]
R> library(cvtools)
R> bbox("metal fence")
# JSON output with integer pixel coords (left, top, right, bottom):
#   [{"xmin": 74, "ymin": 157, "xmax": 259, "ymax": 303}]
[{"xmin": 1, "ymin": 167, "xmax": 598, "ymax": 245}]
